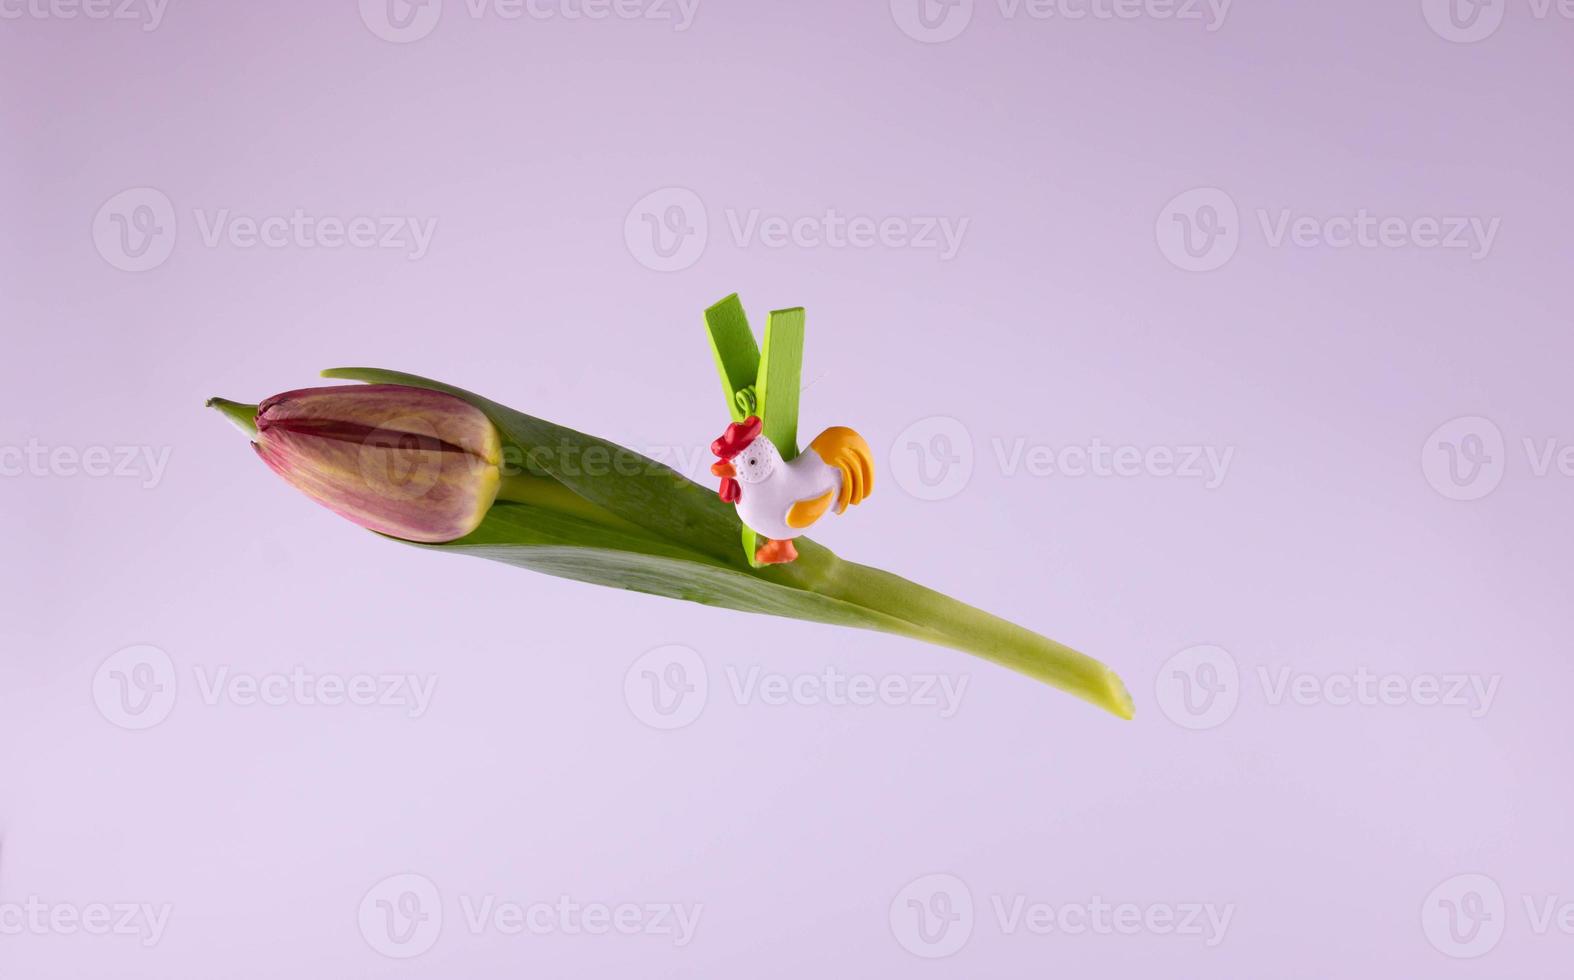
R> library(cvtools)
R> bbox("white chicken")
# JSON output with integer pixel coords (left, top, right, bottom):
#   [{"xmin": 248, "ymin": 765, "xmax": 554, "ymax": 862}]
[{"xmin": 710, "ymin": 415, "xmax": 873, "ymax": 564}]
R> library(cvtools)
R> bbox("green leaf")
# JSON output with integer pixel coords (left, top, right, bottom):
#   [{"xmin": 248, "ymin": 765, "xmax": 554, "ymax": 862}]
[
  {"xmin": 313, "ymin": 367, "xmax": 1134, "ymax": 719},
  {"xmin": 425, "ymin": 502, "xmax": 919, "ymax": 634}
]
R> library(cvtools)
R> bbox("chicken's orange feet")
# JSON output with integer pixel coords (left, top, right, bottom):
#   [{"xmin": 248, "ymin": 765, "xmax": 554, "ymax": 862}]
[{"xmin": 754, "ymin": 538, "xmax": 799, "ymax": 565}]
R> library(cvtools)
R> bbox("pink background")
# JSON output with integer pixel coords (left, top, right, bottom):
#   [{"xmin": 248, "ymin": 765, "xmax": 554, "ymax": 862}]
[{"xmin": 3, "ymin": 0, "xmax": 1572, "ymax": 976}]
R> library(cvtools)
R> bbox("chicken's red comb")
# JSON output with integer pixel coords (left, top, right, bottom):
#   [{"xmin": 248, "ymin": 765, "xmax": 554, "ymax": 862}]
[{"xmin": 711, "ymin": 415, "xmax": 762, "ymax": 460}]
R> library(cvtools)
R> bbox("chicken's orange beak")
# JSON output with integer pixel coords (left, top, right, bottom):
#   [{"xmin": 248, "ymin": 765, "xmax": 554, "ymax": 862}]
[{"xmin": 710, "ymin": 460, "xmax": 736, "ymax": 478}]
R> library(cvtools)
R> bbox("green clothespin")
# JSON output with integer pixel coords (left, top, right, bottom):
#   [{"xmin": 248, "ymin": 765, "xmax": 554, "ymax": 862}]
[
  {"xmin": 704, "ymin": 294, "xmax": 760, "ymax": 425},
  {"xmin": 757, "ymin": 307, "xmax": 804, "ymax": 463},
  {"xmin": 703, "ymin": 294, "xmax": 805, "ymax": 567}
]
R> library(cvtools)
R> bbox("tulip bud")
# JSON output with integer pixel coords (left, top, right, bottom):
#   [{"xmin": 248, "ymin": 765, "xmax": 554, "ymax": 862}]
[{"xmin": 210, "ymin": 384, "xmax": 503, "ymax": 543}]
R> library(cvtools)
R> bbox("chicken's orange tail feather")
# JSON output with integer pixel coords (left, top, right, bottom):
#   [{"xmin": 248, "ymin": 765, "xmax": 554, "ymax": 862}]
[{"xmin": 808, "ymin": 427, "xmax": 874, "ymax": 513}]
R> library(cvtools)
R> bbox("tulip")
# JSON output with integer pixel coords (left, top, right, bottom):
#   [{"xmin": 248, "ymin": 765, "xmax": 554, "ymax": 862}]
[
  {"xmin": 207, "ymin": 384, "xmax": 502, "ymax": 543},
  {"xmin": 210, "ymin": 369, "xmax": 1134, "ymax": 719}
]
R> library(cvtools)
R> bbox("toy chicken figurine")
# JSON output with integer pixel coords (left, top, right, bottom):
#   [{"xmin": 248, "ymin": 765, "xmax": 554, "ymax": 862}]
[{"xmin": 710, "ymin": 415, "xmax": 873, "ymax": 565}]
